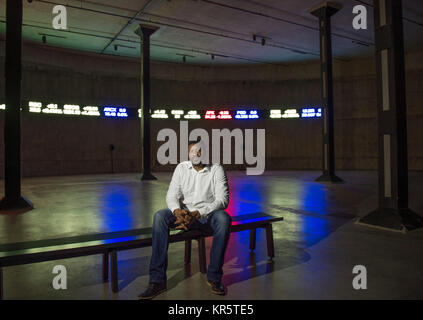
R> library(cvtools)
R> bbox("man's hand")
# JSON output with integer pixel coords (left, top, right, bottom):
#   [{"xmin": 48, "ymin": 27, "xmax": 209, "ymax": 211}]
[
  {"xmin": 174, "ymin": 210, "xmax": 202, "ymax": 231},
  {"xmin": 173, "ymin": 209, "xmax": 188, "ymax": 226},
  {"xmin": 189, "ymin": 210, "xmax": 201, "ymax": 220}
]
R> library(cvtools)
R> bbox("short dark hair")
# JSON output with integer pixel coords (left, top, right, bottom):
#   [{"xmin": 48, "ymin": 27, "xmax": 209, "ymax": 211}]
[{"xmin": 188, "ymin": 137, "xmax": 202, "ymax": 146}]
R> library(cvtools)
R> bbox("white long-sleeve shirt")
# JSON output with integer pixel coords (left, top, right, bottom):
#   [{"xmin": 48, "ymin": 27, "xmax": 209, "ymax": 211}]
[{"xmin": 166, "ymin": 161, "xmax": 229, "ymax": 219}]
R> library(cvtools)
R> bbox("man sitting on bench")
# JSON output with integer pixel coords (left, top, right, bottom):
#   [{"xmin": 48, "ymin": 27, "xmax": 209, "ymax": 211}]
[{"xmin": 138, "ymin": 140, "xmax": 231, "ymax": 299}]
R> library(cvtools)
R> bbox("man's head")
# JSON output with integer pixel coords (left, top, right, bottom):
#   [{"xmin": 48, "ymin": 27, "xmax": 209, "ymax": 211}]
[{"xmin": 188, "ymin": 139, "xmax": 204, "ymax": 166}]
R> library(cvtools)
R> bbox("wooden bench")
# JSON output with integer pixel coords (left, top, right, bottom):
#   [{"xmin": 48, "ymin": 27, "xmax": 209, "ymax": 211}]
[{"xmin": 0, "ymin": 212, "xmax": 283, "ymax": 298}]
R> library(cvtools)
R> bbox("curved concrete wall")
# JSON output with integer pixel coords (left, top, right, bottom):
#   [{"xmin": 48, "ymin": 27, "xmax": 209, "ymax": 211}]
[{"xmin": 0, "ymin": 42, "xmax": 422, "ymax": 176}]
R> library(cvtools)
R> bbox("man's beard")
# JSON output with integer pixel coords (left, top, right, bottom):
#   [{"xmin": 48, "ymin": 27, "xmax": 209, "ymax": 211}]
[{"xmin": 190, "ymin": 156, "xmax": 203, "ymax": 166}]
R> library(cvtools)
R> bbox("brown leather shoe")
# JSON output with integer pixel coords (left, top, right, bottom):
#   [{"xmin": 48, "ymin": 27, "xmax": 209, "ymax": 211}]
[
  {"xmin": 138, "ymin": 282, "xmax": 167, "ymax": 300},
  {"xmin": 207, "ymin": 279, "xmax": 226, "ymax": 295}
]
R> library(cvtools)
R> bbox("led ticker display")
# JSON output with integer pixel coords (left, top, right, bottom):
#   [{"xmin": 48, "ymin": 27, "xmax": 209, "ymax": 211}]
[
  {"xmin": 270, "ymin": 109, "xmax": 282, "ymax": 119},
  {"xmin": 205, "ymin": 110, "xmax": 216, "ymax": 119},
  {"xmin": 217, "ymin": 110, "xmax": 232, "ymax": 119},
  {"xmin": 301, "ymin": 108, "xmax": 322, "ymax": 118},
  {"xmin": 152, "ymin": 110, "xmax": 169, "ymax": 119},
  {"xmin": 43, "ymin": 103, "xmax": 63, "ymax": 114},
  {"xmin": 29, "ymin": 101, "xmax": 42, "ymax": 113},
  {"xmin": 184, "ymin": 110, "xmax": 201, "ymax": 119},
  {"xmin": 282, "ymin": 109, "xmax": 300, "ymax": 118},
  {"xmin": 82, "ymin": 106, "xmax": 100, "ymax": 116},
  {"xmin": 63, "ymin": 104, "xmax": 81, "ymax": 115},
  {"xmin": 2, "ymin": 100, "xmax": 325, "ymax": 122},
  {"xmin": 235, "ymin": 110, "xmax": 259, "ymax": 119},
  {"xmin": 171, "ymin": 110, "xmax": 184, "ymax": 119},
  {"xmin": 103, "ymin": 107, "xmax": 128, "ymax": 117}
]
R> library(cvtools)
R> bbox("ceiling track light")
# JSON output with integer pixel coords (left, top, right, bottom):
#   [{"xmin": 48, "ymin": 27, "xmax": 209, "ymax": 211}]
[
  {"xmin": 42, "ymin": 35, "xmax": 46, "ymax": 44},
  {"xmin": 253, "ymin": 34, "xmax": 268, "ymax": 46},
  {"xmin": 352, "ymin": 40, "xmax": 370, "ymax": 47},
  {"xmin": 114, "ymin": 44, "xmax": 118, "ymax": 51},
  {"xmin": 176, "ymin": 53, "xmax": 194, "ymax": 63}
]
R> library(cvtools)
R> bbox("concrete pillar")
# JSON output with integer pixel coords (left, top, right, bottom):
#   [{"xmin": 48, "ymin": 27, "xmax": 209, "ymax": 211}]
[
  {"xmin": 357, "ymin": 0, "xmax": 422, "ymax": 232},
  {"xmin": 135, "ymin": 24, "xmax": 159, "ymax": 181},
  {"xmin": 309, "ymin": 1, "xmax": 343, "ymax": 183},
  {"xmin": 0, "ymin": 0, "xmax": 33, "ymax": 212}
]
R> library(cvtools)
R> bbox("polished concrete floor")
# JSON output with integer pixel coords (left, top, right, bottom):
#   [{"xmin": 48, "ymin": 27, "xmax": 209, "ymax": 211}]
[{"xmin": 1, "ymin": 170, "xmax": 423, "ymax": 299}]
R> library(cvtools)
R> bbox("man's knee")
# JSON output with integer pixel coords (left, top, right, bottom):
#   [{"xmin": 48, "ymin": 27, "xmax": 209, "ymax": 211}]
[
  {"xmin": 211, "ymin": 210, "xmax": 232, "ymax": 230},
  {"xmin": 153, "ymin": 209, "xmax": 173, "ymax": 226}
]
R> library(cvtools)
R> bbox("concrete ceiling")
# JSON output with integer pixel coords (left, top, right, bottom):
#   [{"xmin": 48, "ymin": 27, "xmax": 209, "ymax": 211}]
[{"xmin": 1, "ymin": 0, "xmax": 423, "ymax": 65}]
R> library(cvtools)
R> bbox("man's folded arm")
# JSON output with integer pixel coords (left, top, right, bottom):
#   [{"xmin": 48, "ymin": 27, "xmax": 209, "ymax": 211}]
[
  {"xmin": 166, "ymin": 165, "xmax": 182, "ymax": 214},
  {"xmin": 198, "ymin": 166, "xmax": 229, "ymax": 217}
]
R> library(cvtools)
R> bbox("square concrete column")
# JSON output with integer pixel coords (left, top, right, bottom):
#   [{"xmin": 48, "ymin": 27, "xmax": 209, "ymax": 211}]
[
  {"xmin": 0, "ymin": 0, "xmax": 32, "ymax": 213},
  {"xmin": 135, "ymin": 24, "xmax": 159, "ymax": 181},
  {"xmin": 357, "ymin": 0, "xmax": 422, "ymax": 232},
  {"xmin": 309, "ymin": 1, "xmax": 343, "ymax": 183}
]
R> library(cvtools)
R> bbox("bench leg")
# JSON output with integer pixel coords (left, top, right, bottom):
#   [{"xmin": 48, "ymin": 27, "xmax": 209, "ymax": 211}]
[
  {"xmin": 185, "ymin": 240, "xmax": 192, "ymax": 264},
  {"xmin": 197, "ymin": 237, "xmax": 207, "ymax": 274},
  {"xmin": 0, "ymin": 267, "xmax": 3, "ymax": 300},
  {"xmin": 110, "ymin": 251, "xmax": 119, "ymax": 293},
  {"xmin": 265, "ymin": 224, "xmax": 275, "ymax": 259},
  {"xmin": 249, "ymin": 228, "xmax": 257, "ymax": 251},
  {"xmin": 102, "ymin": 251, "xmax": 109, "ymax": 282}
]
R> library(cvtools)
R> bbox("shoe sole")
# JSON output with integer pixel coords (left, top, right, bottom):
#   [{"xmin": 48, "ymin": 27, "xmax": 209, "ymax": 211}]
[
  {"xmin": 206, "ymin": 280, "xmax": 226, "ymax": 296},
  {"xmin": 138, "ymin": 288, "xmax": 167, "ymax": 300}
]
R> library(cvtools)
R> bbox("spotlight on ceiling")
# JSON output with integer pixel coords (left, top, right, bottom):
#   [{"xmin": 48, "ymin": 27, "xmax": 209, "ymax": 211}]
[
  {"xmin": 253, "ymin": 34, "xmax": 256, "ymax": 41},
  {"xmin": 261, "ymin": 38, "xmax": 265, "ymax": 46},
  {"xmin": 114, "ymin": 44, "xmax": 118, "ymax": 51},
  {"xmin": 42, "ymin": 35, "xmax": 46, "ymax": 44},
  {"xmin": 211, "ymin": 54, "xmax": 215, "ymax": 60}
]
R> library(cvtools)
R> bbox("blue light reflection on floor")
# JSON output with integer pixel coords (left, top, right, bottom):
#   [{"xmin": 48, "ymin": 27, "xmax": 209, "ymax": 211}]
[
  {"xmin": 300, "ymin": 183, "xmax": 328, "ymax": 215},
  {"xmin": 299, "ymin": 183, "xmax": 333, "ymax": 246},
  {"xmin": 100, "ymin": 185, "xmax": 134, "ymax": 233}
]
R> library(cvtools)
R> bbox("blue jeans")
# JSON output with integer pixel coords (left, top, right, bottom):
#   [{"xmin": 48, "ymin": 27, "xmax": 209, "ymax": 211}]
[{"xmin": 149, "ymin": 208, "xmax": 232, "ymax": 283}]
